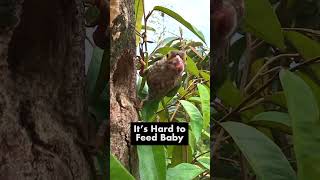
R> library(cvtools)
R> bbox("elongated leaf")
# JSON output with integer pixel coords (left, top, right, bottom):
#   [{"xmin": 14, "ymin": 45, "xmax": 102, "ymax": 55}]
[
  {"xmin": 142, "ymin": 99, "xmax": 160, "ymax": 122},
  {"xmin": 110, "ymin": 153, "xmax": 135, "ymax": 180},
  {"xmin": 135, "ymin": 0, "xmax": 143, "ymax": 45},
  {"xmin": 198, "ymin": 157, "xmax": 210, "ymax": 170},
  {"xmin": 217, "ymin": 80, "xmax": 242, "ymax": 107},
  {"xmin": 87, "ymin": 48, "xmax": 109, "ymax": 104},
  {"xmin": 221, "ymin": 121, "xmax": 296, "ymax": 180},
  {"xmin": 285, "ymin": 31, "xmax": 320, "ymax": 78},
  {"xmin": 179, "ymin": 100, "xmax": 203, "ymax": 142},
  {"xmin": 249, "ymin": 111, "xmax": 292, "ymax": 134},
  {"xmin": 153, "ymin": 6, "xmax": 206, "ymax": 44},
  {"xmin": 151, "ymin": 37, "xmax": 179, "ymax": 56},
  {"xmin": 136, "ymin": 75, "xmax": 148, "ymax": 99},
  {"xmin": 87, "ymin": 47, "xmax": 103, "ymax": 100},
  {"xmin": 167, "ymin": 163, "xmax": 205, "ymax": 180},
  {"xmin": 161, "ymin": 37, "xmax": 180, "ymax": 47},
  {"xmin": 217, "ymin": 80, "xmax": 263, "ymax": 120},
  {"xmin": 85, "ymin": 6, "xmax": 100, "ymax": 26},
  {"xmin": 141, "ymin": 25, "xmax": 156, "ymax": 32},
  {"xmin": 188, "ymin": 96, "xmax": 201, "ymax": 104},
  {"xmin": 188, "ymin": 129, "xmax": 196, "ymax": 154},
  {"xmin": 137, "ymin": 145, "xmax": 166, "ymax": 180},
  {"xmin": 297, "ymin": 72, "xmax": 320, "ymax": 108},
  {"xmin": 186, "ymin": 56, "xmax": 200, "ymax": 77},
  {"xmin": 89, "ymin": 85, "xmax": 108, "ymax": 121},
  {"xmin": 264, "ymin": 91, "xmax": 287, "ymax": 108},
  {"xmin": 244, "ymin": 0, "xmax": 285, "ymax": 49},
  {"xmin": 155, "ymin": 46, "xmax": 178, "ymax": 55},
  {"xmin": 199, "ymin": 70, "xmax": 210, "ymax": 81},
  {"xmin": 280, "ymin": 69, "xmax": 320, "ymax": 179},
  {"xmin": 197, "ymin": 84, "xmax": 210, "ymax": 130},
  {"xmin": 171, "ymin": 145, "xmax": 192, "ymax": 167},
  {"xmin": 285, "ymin": 31, "xmax": 320, "ymax": 60}
]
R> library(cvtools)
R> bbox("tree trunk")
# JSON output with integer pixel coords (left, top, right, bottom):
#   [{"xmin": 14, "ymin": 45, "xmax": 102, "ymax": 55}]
[
  {"xmin": 109, "ymin": 0, "xmax": 139, "ymax": 176},
  {"xmin": 0, "ymin": 0, "xmax": 92, "ymax": 179}
]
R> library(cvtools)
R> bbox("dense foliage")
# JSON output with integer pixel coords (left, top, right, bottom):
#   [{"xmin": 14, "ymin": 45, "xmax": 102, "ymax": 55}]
[
  {"xmin": 108, "ymin": 0, "xmax": 211, "ymax": 179},
  {"xmin": 213, "ymin": 0, "xmax": 320, "ymax": 179}
]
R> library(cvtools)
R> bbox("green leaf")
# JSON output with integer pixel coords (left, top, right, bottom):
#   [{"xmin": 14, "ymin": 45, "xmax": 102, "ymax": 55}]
[
  {"xmin": 199, "ymin": 70, "xmax": 210, "ymax": 81},
  {"xmin": 264, "ymin": 91, "xmax": 287, "ymax": 107},
  {"xmin": 197, "ymin": 84, "xmax": 210, "ymax": 130},
  {"xmin": 217, "ymin": 80, "xmax": 263, "ymax": 120},
  {"xmin": 96, "ymin": 147, "xmax": 108, "ymax": 178},
  {"xmin": 187, "ymin": 96, "xmax": 201, "ymax": 104},
  {"xmin": 150, "ymin": 37, "xmax": 179, "ymax": 56},
  {"xmin": 162, "ymin": 37, "xmax": 180, "ymax": 47},
  {"xmin": 249, "ymin": 111, "xmax": 292, "ymax": 134},
  {"xmin": 280, "ymin": 69, "xmax": 320, "ymax": 180},
  {"xmin": 135, "ymin": 0, "xmax": 144, "ymax": 45},
  {"xmin": 171, "ymin": 145, "xmax": 192, "ymax": 167},
  {"xmin": 154, "ymin": 46, "xmax": 178, "ymax": 56},
  {"xmin": 244, "ymin": 0, "xmax": 285, "ymax": 49},
  {"xmin": 137, "ymin": 145, "xmax": 166, "ymax": 180},
  {"xmin": 153, "ymin": 6, "xmax": 206, "ymax": 44},
  {"xmin": 188, "ymin": 129, "xmax": 196, "ymax": 154},
  {"xmin": 217, "ymin": 80, "xmax": 242, "ymax": 107},
  {"xmin": 85, "ymin": 6, "xmax": 100, "ymax": 26},
  {"xmin": 110, "ymin": 153, "xmax": 135, "ymax": 180},
  {"xmin": 221, "ymin": 121, "xmax": 297, "ymax": 180},
  {"xmin": 167, "ymin": 163, "xmax": 205, "ymax": 180},
  {"xmin": 285, "ymin": 31, "xmax": 320, "ymax": 60},
  {"xmin": 285, "ymin": 31, "xmax": 320, "ymax": 78},
  {"xmin": 141, "ymin": 99, "xmax": 160, "ymax": 122},
  {"xmin": 136, "ymin": 75, "xmax": 148, "ymax": 99},
  {"xmin": 179, "ymin": 100, "xmax": 203, "ymax": 142},
  {"xmin": 185, "ymin": 56, "xmax": 199, "ymax": 77},
  {"xmin": 297, "ymin": 72, "xmax": 320, "ymax": 108},
  {"xmin": 141, "ymin": 25, "xmax": 156, "ymax": 32},
  {"xmin": 88, "ymin": 85, "xmax": 108, "ymax": 121},
  {"xmin": 202, "ymin": 129, "xmax": 210, "ymax": 140},
  {"xmin": 87, "ymin": 47, "xmax": 103, "ymax": 99},
  {"xmin": 187, "ymin": 41, "xmax": 203, "ymax": 48},
  {"xmin": 86, "ymin": 48, "xmax": 109, "ymax": 104},
  {"xmin": 197, "ymin": 157, "xmax": 210, "ymax": 170}
]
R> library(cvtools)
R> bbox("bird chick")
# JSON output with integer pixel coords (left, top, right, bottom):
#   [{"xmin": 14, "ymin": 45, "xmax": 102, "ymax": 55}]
[
  {"xmin": 144, "ymin": 50, "xmax": 186, "ymax": 101},
  {"xmin": 212, "ymin": 0, "xmax": 244, "ymax": 88}
]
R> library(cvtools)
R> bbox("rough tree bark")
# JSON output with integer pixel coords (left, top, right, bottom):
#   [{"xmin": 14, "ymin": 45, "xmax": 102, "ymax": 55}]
[
  {"xmin": 0, "ymin": 0, "xmax": 92, "ymax": 179},
  {"xmin": 109, "ymin": 0, "xmax": 139, "ymax": 176}
]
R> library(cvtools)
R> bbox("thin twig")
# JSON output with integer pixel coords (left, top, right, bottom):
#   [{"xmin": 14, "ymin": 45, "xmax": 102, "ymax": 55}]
[
  {"xmin": 221, "ymin": 135, "xmax": 231, "ymax": 142},
  {"xmin": 219, "ymin": 72, "xmax": 279, "ymax": 122},
  {"xmin": 239, "ymin": 98, "xmax": 264, "ymax": 112},
  {"xmin": 169, "ymin": 103, "xmax": 180, "ymax": 122},
  {"xmin": 213, "ymin": 128, "xmax": 225, "ymax": 158},
  {"xmin": 212, "ymin": 100, "xmax": 229, "ymax": 113},
  {"xmin": 218, "ymin": 157, "xmax": 239, "ymax": 165},
  {"xmin": 85, "ymin": 35, "xmax": 95, "ymax": 47},
  {"xmin": 192, "ymin": 151, "xmax": 210, "ymax": 163},
  {"xmin": 260, "ymin": 66, "xmax": 282, "ymax": 76},
  {"xmin": 142, "ymin": 0, "xmax": 148, "ymax": 52},
  {"xmin": 240, "ymin": 153, "xmax": 249, "ymax": 180},
  {"xmin": 251, "ymin": 40, "xmax": 264, "ymax": 51},
  {"xmin": 244, "ymin": 53, "xmax": 299, "ymax": 92},
  {"xmin": 240, "ymin": 33, "xmax": 252, "ymax": 92},
  {"xmin": 283, "ymin": 28, "xmax": 320, "ymax": 35},
  {"xmin": 199, "ymin": 171, "xmax": 210, "ymax": 180},
  {"xmin": 218, "ymin": 56, "xmax": 320, "ymax": 123},
  {"xmin": 156, "ymin": 80, "xmax": 209, "ymax": 114},
  {"xmin": 290, "ymin": 56, "xmax": 320, "ymax": 71}
]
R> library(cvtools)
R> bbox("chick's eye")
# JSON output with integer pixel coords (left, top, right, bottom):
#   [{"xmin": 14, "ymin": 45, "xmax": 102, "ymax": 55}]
[{"xmin": 166, "ymin": 54, "xmax": 169, "ymax": 58}]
